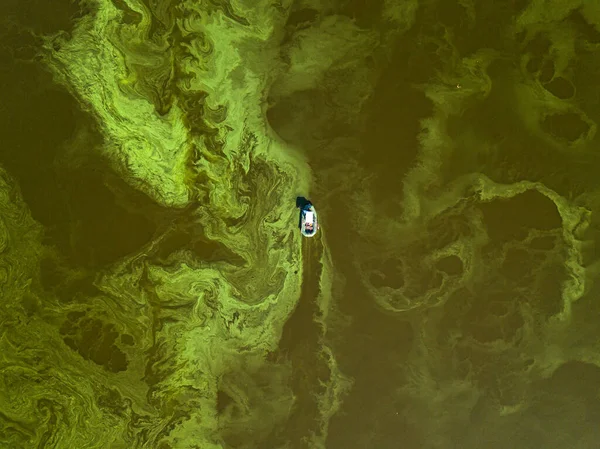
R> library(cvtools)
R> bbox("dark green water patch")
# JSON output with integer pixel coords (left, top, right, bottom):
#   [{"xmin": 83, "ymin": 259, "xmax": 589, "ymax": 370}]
[
  {"xmin": 266, "ymin": 239, "xmax": 326, "ymax": 446},
  {"xmin": 464, "ymin": 291, "xmax": 524, "ymax": 343},
  {"xmin": 39, "ymin": 257, "xmax": 101, "ymax": 303},
  {"xmin": 60, "ymin": 312, "xmax": 129, "ymax": 373},
  {"xmin": 500, "ymin": 247, "xmax": 536, "ymax": 282},
  {"xmin": 341, "ymin": 0, "xmax": 384, "ymax": 28},
  {"xmin": 541, "ymin": 112, "xmax": 589, "ymax": 143},
  {"xmin": 450, "ymin": 0, "xmax": 522, "ymax": 54},
  {"xmin": 58, "ymin": 165, "xmax": 157, "ymax": 268},
  {"xmin": 0, "ymin": 22, "xmax": 159, "ymax": 269},
  {"xmin": 436, "ymin": 254, "xmax": 463, "ymax": 276},
  {"xmin": 533, "ymin": 361, "xmax": 600, "ymax": 424},
  {"xmin": 1, "ymin": 0, "xmax": 86, "ymax": 35},
  {"xmin": 326, "ymin": 305, "xmax": 416, "ymax": 448},
  {"xmin": 215, "ymin": 389, "xmax": 235, "ymax": 416},
  {"xmin": 523, "ymin": 31, "xmax": 551, "ymax": 59},
  {"xmin": 539, "ymin": 58, "xmax": 555, "ymax": 83},
  {"xmin": 149, "ymin": 221, "xmax": 245, "ymax": 267},
  {"xmin": 120, "ymin": 333, "xmax": 135, "ymax": 346},
  {"xmin": 568, "ymin": 8, "xmax": 600, "ymax": 44},
  {"xmin": 433, "ymin": 0, "xmax": 466, "ymax": 29},
  {"xmin": 526, "ymin": 55, "xmax": 543, "ymax": 74},
  {"xmin": 285, "ymin": 7, "xmax": 318, "ymax": 28},
  {"xmin": 479, "ymin": 190, "xmax": 562, "ymax": 243},
  {"xmin": 446, "ymin": 68, "xmax": 521, "ymax": 172},
  {"xmin": 529, "ymin": 235, "xmax": 556, "ymax": 250},
  {"xmin": 358, "ymin": 36, "xmax": 433, "ymax": 208},
  {"xmin": 534, "ymin": 264, "xmax": 566, "ymax": 318},
  {"xmin": 266, "ymin": 89, "xmax": 328, "ymax": 145},
  {"xmin": 544, "ymin": 76, "xmax": 575, "ymax": 99},
  {"xmin": 544, "ymin": 360, "xmax": 600, "ymax": 397},
  {"xmin": 436, "ymin": 288, "xmax": 473, "ymax": 345},
  {"xmin": 0, "ymin": 57, "xmax": 77, "ymax": 230},
  {"xmin": 370, "ymin": 258, "xmax": 404, "ymax": 289}
]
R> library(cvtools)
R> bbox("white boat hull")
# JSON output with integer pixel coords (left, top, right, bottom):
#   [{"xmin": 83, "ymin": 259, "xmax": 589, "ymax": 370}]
[{"xmin": 300, "ymin": 205, "xmax": 319, "ymax": 237}]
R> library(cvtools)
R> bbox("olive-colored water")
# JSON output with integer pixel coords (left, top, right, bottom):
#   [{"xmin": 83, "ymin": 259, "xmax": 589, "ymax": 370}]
[{"xmin": 2, "ymin": 0, "xmax": 600, "ymax": 448}]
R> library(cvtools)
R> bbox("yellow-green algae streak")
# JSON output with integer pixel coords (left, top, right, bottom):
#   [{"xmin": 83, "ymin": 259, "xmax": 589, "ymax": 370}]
[{"xmin": 0, "ymin": 0, "xmax": 363, "ymax": 447}]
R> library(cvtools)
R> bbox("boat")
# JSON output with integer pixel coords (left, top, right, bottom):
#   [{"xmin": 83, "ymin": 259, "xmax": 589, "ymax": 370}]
[{"xmin": 299, "ymin": 202, "xmax": 319, "ymax": 237}]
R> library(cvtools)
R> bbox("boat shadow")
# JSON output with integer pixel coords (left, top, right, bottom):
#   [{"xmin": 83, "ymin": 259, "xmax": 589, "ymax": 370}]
[{"xmin": 296, "ymin": 196, "xmax": 312, "ymax": 209}]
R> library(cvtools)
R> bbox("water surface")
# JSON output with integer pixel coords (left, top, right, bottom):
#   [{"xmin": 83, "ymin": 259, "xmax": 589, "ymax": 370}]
[{"xmin": 1, "ymin": 0, "xmax": 599, "ymax": 448}]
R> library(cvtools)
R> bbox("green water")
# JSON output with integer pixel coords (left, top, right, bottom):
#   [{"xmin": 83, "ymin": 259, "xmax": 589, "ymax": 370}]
[{"xmin": 1, "ymin": 0, "xmax": 600, "ymax": 447}]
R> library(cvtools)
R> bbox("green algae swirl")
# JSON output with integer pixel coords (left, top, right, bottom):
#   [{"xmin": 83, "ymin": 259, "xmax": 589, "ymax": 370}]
[
  {"xmin": 5, "ymin": 0, "xmax": 600, "ymax": 447},
  {"xmin": 0, "ymin": 0, "xmax": 367, "ymax": 447}
]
